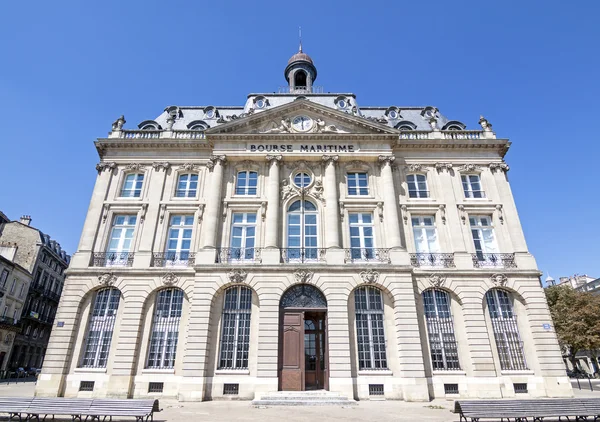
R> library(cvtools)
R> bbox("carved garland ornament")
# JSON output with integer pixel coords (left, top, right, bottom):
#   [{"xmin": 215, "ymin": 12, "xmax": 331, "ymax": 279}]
[
  {"xmin": 429, "ymin": 273, "xmax": 446, "ymax": 288},
  {"xmin": 490, "ymin": 273, "xmax": 508, "ymax": 287},
  {"xmin": 125, "ymin": 163, "xmax": 146, "ymax": 171},
  {"xmin": 360, "ymin": 269, "xmax": 380, "ymax": 284},
  {"xmin": 456, "ymin": 164, "xmax": 481, "ymax": 173},
  {"xmin": 406, "ymin": 163, "xmax": 425, "ymax": 172},
  {"xmin": 98, "ymin": 273, "xmax": 117, "ymax": 287},
  {"xmin": 228, "ymin": 269, "xmax": 248, "ymax": 283},
  {"xmin": 180, "ymin": 163, "xmax": 198, "ymax": 171},
  {"xmin": 162, "ymin": 272, "xmax": 179, "ymax": 286},
  {"xmin": 293, "ymin": 269, "xmax": 314, "ymax": 284}
]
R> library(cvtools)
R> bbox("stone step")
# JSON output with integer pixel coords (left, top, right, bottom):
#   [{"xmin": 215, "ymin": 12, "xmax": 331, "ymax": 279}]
[
  {"xmin": 252, "ymin": 399, "xmax": 357, "ymax": 407},
  {"xmin": 259, "ymin": 395, "xmax": 351, "ymax": 401},
  {"xmin": 252, "ymin": 390, "xmax": 357, "ymax": 406}
]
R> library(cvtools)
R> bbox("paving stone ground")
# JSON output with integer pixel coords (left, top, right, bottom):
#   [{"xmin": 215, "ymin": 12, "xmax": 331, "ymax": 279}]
[{"xmin": 0, "ymin": 380, "xmax": 596, "ymax": 422}]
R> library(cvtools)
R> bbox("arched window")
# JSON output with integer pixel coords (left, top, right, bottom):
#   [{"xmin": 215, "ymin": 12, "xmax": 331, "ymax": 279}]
[
  {"xmin": 80, "ymin": 288, "xmax": 121, "ymax": 368},
  {"xmin": 422, "ymin": 289, "xmax": 460, "ymax": 370},
  {"xmin": 219, "ymin": 286, "xmax": 252, "ymax": 369},
  {"xmin": 485, "ymin": 289, "xmax": 527, "ymax": 370},
  {"xmin": 286, "ymin": 199, "xmax": 318, "ymax": 262},
  {"xmin": 294, "ymin": 70, "xmax": 307, "ymax": 88},
  {"xmin": 354, "ymin": 286, "xmax": 387, "ymax": 369},
  {"xmin": 146, "ymin": 288, "xmax": 184, "ymax": 369},
  {"xmin": 235, "ymin": 171, "xmax": 258, "ymax": 195}
]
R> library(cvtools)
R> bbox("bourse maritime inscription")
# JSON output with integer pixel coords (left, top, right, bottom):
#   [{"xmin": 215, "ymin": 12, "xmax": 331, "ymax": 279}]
[{"xmin": 249, "ymin": 144, "xmax": 357, "ymax": 153}]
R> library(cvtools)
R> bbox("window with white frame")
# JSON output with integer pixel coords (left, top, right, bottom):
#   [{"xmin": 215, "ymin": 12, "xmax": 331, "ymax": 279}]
[
  {"xmin": 120, "ymin": 173, "xmax": 144, "ymax": 197},
  {"xmin": 106, "ymin": 215, "xmax": 136, "ymax": 266},
  {"xmin": 347, "ymin": 172, "xmax": 369, "ymax": 196},
  {"xmin": 235, "ymin": 171, "xmax": 258, "ymax": 195},
  {"xmin": 80, "ymin": 287, "xmax": 121, "ymax": 368},
  {"xmin": 423, "ymin": 289, "xmax": 460, "ymax": 370},
  {"xmin": 349, "ymin": 213, "xmax": 375, "ymax": 260},
  {"xmin": 412, "ymin": 216, "xmax": 440, "ymax": 254},
  {"xmin": 165, "ymin": 215, "xmax": 194, "ymax": 265},
  {"xmin": 286, "ymin": 200, "xmax": 318, "ymax": 261},
  {"xmin": 146, "ymin": 288, "xmax": 184, "ymax": 369},
  {"xmin": 470, "ymin": 216, "xmax": 498, "ymax": 257},
  {"xmin": 219, "ymin": 286, "xmax": 252, "ymax": 369},
  {"xmin": 354, "ymin": 286, "xmax": 387, "ymax": 370},
  {"xmin": 485, "ymin": 289, "xmax": 528, "ymax": 370},
  {"xmin": 407, "ymin": 174, "xmax": 429, "ymax": 198},
  {"xmin": 461, "ymin": 174, "xmax": 485, "ymax": 198},
  {"xmin": 229, "ymin": 213, "xmax": 257, "ymax": 261},
  {"xmin": 175, "ymin": 174, "xmax": 198, "ymax": 198}
]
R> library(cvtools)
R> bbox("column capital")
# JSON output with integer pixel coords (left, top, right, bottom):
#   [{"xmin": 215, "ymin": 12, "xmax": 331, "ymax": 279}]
[
  {"xmin": 378, "ymin": 155, "xmax": 396, "ymax": 168},
  {"xmin": 321, "ymin": 154, "xmax": 339, "ymax": 165},
  {"xmin": 489, "ymin": 162, "xmax": 510, "ymax": 173},
  {"xmin": 266, "ymin": 154, "xmax": 283, "ymax": 164},
  {"xmin": 152, "ymin": 162, "xmax": 171, "ymax": 172},
  {"xmin": 95, "ymin": 162, "xmax": 116, "ymax": 175},
  {"xmin": 434, "ymin": 162, "xmax": 453, "ymax": 173},
  {"xmin": 206, "ymin": 154, "xmax": 227, "ymax": 170}
]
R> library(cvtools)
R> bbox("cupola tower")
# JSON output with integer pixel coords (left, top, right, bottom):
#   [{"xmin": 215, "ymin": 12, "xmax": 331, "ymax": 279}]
[{"xmin": 284, "ymin": 42, "xmax": 317, "ymax": 93}]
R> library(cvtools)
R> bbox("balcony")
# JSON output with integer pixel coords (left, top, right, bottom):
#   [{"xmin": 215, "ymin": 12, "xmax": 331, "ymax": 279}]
[
  {"xmin": 472, "ymin": 253, "xmax": 517, "ymax": 269},
  {"xmin": 44, "ymin": 290, "xmax": 61, "ymax": 303},
  {"xmin": 281, "ymin": 248, "xmax": 326, "ymax": 264},
  {"xmin": 345, "ymin": 248, "xmax": 391, "ymax": 264},
  {"xmin": 92, "ymin": 252, "xmax": 134, "ymax": 267},
  {"xmin": 410, "ymin": 253, "xmax": 456, "ymax": 268},
  {"xmin": 0, "ymin": 316, "xmax": 21, "ymax": 331},
  {"xmin": 152, "ymin": 252, "xmax": 196, "ymax": 268},
  {"xmin": 216, "ymin": 248, "xmax": 262, "ymax": 264},
  {"xmin": 29, "ymin": 283, "xmax": 45, "ymax": 294}
]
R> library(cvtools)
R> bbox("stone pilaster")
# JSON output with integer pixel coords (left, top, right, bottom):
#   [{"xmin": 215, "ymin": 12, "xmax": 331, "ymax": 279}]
[
  {"xmin": 378, "ymin": 156, "xmax": 402, "ymax": 249},
  {"xmin": 264, "ymin": 155, "xmax": 282, "ymax": 248},
  {"xmin": 198, "ymin": 155, "xmax": 226, "ymax": 264},
  {"xmin": 322, "ymin": 155, "xmax": 340, "ymax": 248}
]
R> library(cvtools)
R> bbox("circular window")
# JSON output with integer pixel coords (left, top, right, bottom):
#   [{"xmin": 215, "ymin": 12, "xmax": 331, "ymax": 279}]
[
  {"xmin": 424, "ymin": 109, "xmax": 433, "ymax": 118},
  {"xmin": 205, "ymin": 109, "xmax": 215, "ymax": 119},
  {"xmin": 256, "ymin": 99, "xmax": 266, "ymax": 109},
  {"xmin": 293, "ymin": 172, "xmax": 312, "ymax": 188},
  {"xmin": 338, "ymin": 99, "xmax": 347, "ymax": 109},
  {"xmin": 388, "ymin": 110, "xmax": 399, "ymax": 119}
]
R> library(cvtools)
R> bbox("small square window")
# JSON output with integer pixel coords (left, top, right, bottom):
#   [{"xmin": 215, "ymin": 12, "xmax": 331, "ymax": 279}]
[
  {"xmin": 369, "ymin": 384, "xmax": 384, "ymax": 396},
  {"xmin": 461, "ymin": 174, "xmax": 485, "ymax": 198},
  {"xmin": 514, "ymin": 383, "xmax": 528, "ymax": 394},
  {"xmin": 444, "ymin": 384, "xmax": 459, "ymax": 394},
  {"xmin": 175, "ymin": 174, "xmax": 198, "ymax": 198},
  {"xmin": 236, "ymin": 171, "xmax": 258, "ymax": 195},
  {"xmin": 120, "ymin": 173, "xmax": 144, "ymax": 198},
  {"xmin": 407, "ymin": 174, "xmax": 429, "ymax": 198},
  {"xmin": 148, "ymin": 382, "xmax": 164, "ymax": 393},
  {"xmin": 79, "ymin": 381, "xmax": 95, "ymax": 392},
  {"xmin": 347, "ymin": 172, "xmax": 369, "ymax": 196},
  {"xmin": 223, "ymin": 383, "xmax": 239, "ymax": 395}
]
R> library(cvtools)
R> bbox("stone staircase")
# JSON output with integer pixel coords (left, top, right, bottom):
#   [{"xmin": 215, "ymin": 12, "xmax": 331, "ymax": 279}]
[{"xmin": 252, "ymin": 390, "xmax": 357, "ymax": 406}]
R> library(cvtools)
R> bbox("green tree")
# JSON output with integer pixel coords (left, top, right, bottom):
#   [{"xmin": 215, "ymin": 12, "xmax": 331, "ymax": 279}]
[{"xmin": 545, "ymin": 285, "xmax": 600, "ymax": 372}]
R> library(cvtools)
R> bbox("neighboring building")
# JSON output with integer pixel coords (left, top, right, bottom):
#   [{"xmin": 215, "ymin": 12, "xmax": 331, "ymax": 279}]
[
  {"xmin": 0, "ymin": 250, "xmax": 31, "ymax": 372},
  {"xmin": 0, "ymin": 215, "xmax": 70, "ymax": 371},
  {"xmin": 37, "ymin": 47, "xmax": 571, "ymax": 401}
]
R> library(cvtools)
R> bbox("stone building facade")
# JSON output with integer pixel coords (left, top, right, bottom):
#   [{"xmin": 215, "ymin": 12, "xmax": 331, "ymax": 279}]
[
  {"xmin": 0, "ymin": 216, "xmax": 70, "ymax": 370},
  {"xmin": 36, "ymin": 48, "xmax": 572, "ymax": 401}
]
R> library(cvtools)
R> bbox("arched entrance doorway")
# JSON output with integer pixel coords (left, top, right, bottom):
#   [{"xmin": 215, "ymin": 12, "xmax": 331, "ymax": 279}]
[{"xmin": 279, "ymin": 284, "xmax": 328, "ymax": 391}]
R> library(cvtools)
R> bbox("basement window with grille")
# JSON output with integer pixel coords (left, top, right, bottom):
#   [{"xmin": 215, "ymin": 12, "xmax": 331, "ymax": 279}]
[
  {"xmin": 369, "ymin": 384, "xmax": 384, "ymax": 396},
  {"xmin": 514, "ymin": 383, "xmax": 528, "ymax": 394},
  {"xmin": 223, "ymin": 383, "xmax": 239, "ymax": 395},
  {"xmin": 79, "ymin": 381, "xmax": 95, "ymax": 392},
  {"xmin": 444, "ymin": 384, "xmax": 459, "ymax": 395},
  {"xmin": 148, "ymin": 382, "xmax": 164, "ymax": 393}
]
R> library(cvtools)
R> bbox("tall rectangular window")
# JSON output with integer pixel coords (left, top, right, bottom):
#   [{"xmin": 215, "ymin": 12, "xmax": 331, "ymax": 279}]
[
  {"xmin": 461, "ymin": 174, "xmax": 485, "ymax": 198},
  {"xmin": 235, "ymin": 171, "xmax": 258, "ymax": 195},
  {"xmin": 219, "ymin": 286, "xmax": 252, "ymax": 369},
  {"xmin": 423, "ymin": 289, "xmax": 461, "ymax": 370},
  {"xmin": 175, "ymin": 174, "xmax": 198, "ymax": 198},
  {"xmin": 106, "ymin": 215, "xmax": 136, "ymax": 266},
  {"xmin": 9, "ymin": 279, "xmax": 16, "ymax": 294},
  {"xmin": 412, "ymin": 216, "xmax": 440, "ymax": 253},
  {"xmin": 120, "ymin": 173, "xmax": 144, "ymax": 197},
  {"xmin": 80, "ymin": 288, "xmax": 121, "ymax": 368},
  {"xmin": 146, "ymin": 289, "xmax": 184, "ymax": 369},
  {"xmin": 166, "ymin": 216, "xmax": 194, "ymax": 265},
  {"xmin": 349, "ymin": 213, "xmax": 374, "ymax": 260},
  {"xmin": 470, "ymin": 216, "xmax": 498, "ymax": 256},
  {"xmin": 407, "ymin": 174, "xmax": 429, "ymax": 198},
  {"xmin": 229, "ymin": 213, "xmax": 256, "ymax": 261},
  {"xmin": 347, "ymin": 173, "xmax": 369, "ymax": 196},
  {"xmin": 0, "ymin": 270, "xmax": 8, "ymax": 288},
  {"xmin": 355, "ymin": 286, "xmax": 387, "ymax": 370}
]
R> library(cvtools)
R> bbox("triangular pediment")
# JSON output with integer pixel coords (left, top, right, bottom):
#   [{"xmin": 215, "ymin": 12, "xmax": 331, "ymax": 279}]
[{"xmin": 204, "ymin": 99, "xmax": 398, "ymax": 136}]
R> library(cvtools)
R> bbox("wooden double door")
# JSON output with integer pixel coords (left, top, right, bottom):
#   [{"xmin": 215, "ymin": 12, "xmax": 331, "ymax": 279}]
[{"xmin": 279, "ymin": 310, "xmax": 328, "ymax": 391}]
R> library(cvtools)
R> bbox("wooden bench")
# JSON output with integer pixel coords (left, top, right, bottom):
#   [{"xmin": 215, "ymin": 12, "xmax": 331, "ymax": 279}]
[
  {"xmin": 454, "ymin": 398, "xmax": 600, "ymax": 422},
  {"xmin": 0, "ymin": 397, "xmax": 160, "ymax": 422}
]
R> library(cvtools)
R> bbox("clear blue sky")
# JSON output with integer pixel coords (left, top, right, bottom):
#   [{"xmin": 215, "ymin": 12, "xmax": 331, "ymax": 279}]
[{"xmin": 0, "ymin": 1, "xmax": 598, "ymax": 281}]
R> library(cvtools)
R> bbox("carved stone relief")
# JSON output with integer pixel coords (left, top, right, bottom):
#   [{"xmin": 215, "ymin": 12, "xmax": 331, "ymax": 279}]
[
  {"xmin": 152, "ymin": 162, "xmax": 171, "ymax": 171},
  {"xmin": 162, "ymin": 272, "xmax": 178, "ymax": 286},
  {"xmin": 490, "ymin": 273, "xmax": 508, "ymax": 287},
  {"xmin": 360, "ymin": 269, "xmax": 380, "ymax": 284},
  {"xmin": 228, "ymin": 269, "xmax": 248, "ymax": 283},
  {"xmin": 429, "ymin": 273, "xmax": 446, "ymax": 288},
  {"xmin": 96, "ymin": 162, "xmax": 116, "ymax": 174},
  {"xmin": 98, "ymin": 273, "xmax": 116, "ymax": 287},
  {"xmin": 293, "ymin": 269, "xmax": 314, "ymax": 284}
]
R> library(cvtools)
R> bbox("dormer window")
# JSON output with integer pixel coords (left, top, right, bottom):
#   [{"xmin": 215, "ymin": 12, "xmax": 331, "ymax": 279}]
[
  {"xmin": 254, "ymin": 96, "xmax": 269, "ymax": 109},
  {"xmin": 204, "ymin": 107, "xmax": 218, "ymax": 119},
  {"xmin": 138, "ymin": 120, "xmax": 161, "ymax": 131},
  {"xmin": 395, "ymin": 121, "xmax": 417, "ymax": 131},
  {"xmin": 421, "ymin": 107, "xmax": 437, "ymax": 119},
  {"xmin": 386, "ymin": 107, "xmax": 400, "ymax": 120},
  {"xmin": 442, "ymin": 121, "xmax": 466, "ymax": 131},
  {"xmin": 187, "ymin": 120, "xmax": 209, "ymax": 131},
  {"xmin": 335, "ymin": 96, "xmax": 351, "ymax": 110}
]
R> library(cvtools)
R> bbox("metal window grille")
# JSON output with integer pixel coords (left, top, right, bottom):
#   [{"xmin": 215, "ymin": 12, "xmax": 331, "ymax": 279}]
[
  {"xmin": 219, "ymin": 286, "xmax": 252, "ymax": 369},
  {"xmin": 422, "ymin": 289, "xmax": 461, "ymax": 370},
  {"xmin": 486, "ymin": 289, "xmax": 528, "ymax": 370},
  {"xmin": 79, "ymin": 381, "xmax": 95, "ymax": 392},
  {"xmin": 355, "ymin": 287, "xmax": 387, "ymax": 370},
  {"xmin": 369, "ymin": 384, "xmax": 384, "ymax": 396},
  {"xmin": 146, "ymin": 288, "xmax": 184, "ymax": 369},
  {"xmin": 444, "ymin": 384, "xmax": 459, "ymax": 394},
  {"xmin": 223, "ymin": 383, "xmax": 239, "ymax": 395},
  {"xmin": 148, "ymin": 382, "xmax": 164, "ymax": 393},
  {"xmin": 80, "ymin": 288, "xmax": 120, "ymax": 368},
  {"xmin": 514, "ymin": 383, "xmax": 528, "ymax": 394}
]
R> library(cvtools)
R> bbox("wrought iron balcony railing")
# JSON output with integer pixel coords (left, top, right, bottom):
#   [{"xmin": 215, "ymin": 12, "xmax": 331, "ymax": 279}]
[
  {"xmin": 345, "ymin": 248, "xmax": 391, "ymax": 264},
  {"xmin": 152, "ymin": 252, "xmax": 196, "ymax": 267},
  {"xmin": 216, "ymin": 248, "xmax": 262, "ymax": 264},
  {"xmin": 281, "ymin": 248, "xmax": 326, "ymax": 263},
  {"xmin": 410, "ymin": 253, "xmax": 456, "ymax": 268},
  {"xmin": 92, "ymin": 252, "xmax": 134, "ymax": 267},
  {"xmin": 472, "ymin": 253, "xmax": 517, "ymax": 268},
  {"xmin": 44, "ymin": 290, "xmax": 61, "ymax": 303}
]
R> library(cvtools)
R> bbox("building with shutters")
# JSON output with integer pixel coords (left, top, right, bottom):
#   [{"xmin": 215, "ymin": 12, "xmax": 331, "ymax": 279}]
[{"xmin": 35, "ymin": 46, "xmax": 572, "ymax": 401}]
